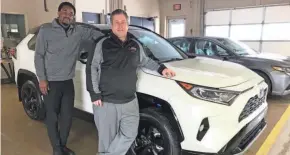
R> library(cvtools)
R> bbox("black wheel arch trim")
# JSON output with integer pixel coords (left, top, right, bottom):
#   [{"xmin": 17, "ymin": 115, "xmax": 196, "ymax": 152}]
[
  {"xmin": 136, "ymin": 92, "xmax": 185, "ymax": 143},
  {"xmin": 17, "ymin": 69, "xmax": 40, "ymax": 101}
]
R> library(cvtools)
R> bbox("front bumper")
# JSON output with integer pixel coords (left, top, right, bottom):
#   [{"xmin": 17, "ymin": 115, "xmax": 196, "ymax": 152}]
[
  {"xmin": 271, "ymin": 71, "xmax": 290, "ymax": 96},
  {"xmin": 181, "ymin": 111, "xmax": 267, "ymax": 155},
  {"xmin": 168, "ymin": 78, "xmax": 268, "ymax": 153}
]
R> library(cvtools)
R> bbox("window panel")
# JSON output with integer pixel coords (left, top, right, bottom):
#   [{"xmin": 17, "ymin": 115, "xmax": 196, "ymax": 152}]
[
  {"xmin": 171, "ymin": 38, "xmax": 192, "ymax": 53},
  {"xmin": 194, "ymin": 40, "xmax": 230, "ymax": 56},
  {"xmin": 205, "ymin": 26, "xmax": 229, "ymax": 38},
  {"xmin": 265, "ymin": 5, "xmax": 290, "ymax": 23},
  {"xmin": 231, "ymin": 8, "xmax": 263, "ymax": 24},
  {"xmin": 262, "ymin": 23, "xmax": 290, "ymax": 40},
  {"xmin": 130, "ymin": 16, "xmax": 143, "ymax": 26},
  {"xmin": 230, "ymin": 25, "xmax": 262, "ymax": 40},
  {"xmin": 168, "ymin": 19, "xmax": 185, "ymax": 38},
  {"xmin": 205, "ymin": 10, "xmax": 230, "ymax": 25},
  {"xmin": 82, "ymin": 12, "xmax": 101, "ymax": 24},
  {"xmin": 261, "ymin": 42, "xmax": 290, "ymax": 56}
]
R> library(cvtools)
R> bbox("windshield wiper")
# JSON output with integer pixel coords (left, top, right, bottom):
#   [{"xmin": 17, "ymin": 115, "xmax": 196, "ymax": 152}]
[{"xmin": 160, "ymin": 58, "xmax": 183, "ymax": 63}]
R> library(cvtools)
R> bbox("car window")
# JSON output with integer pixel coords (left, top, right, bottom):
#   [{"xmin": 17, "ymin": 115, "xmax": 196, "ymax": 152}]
[
  {"xmin": 28, "ymin": 34, "xmax": 37, "ymax": 50},
  {"xmin": 217, "ymin": 38, "xmax": 258, "ymax": 55},
  {"xmin": 194, "ymin": 40, "xmax": 229, "ymax": 56},
  {"xmin": 129, "ymin": 29, "xmax": 185, "ymax": 62},
  {"xmin": 171, "ymin": 38, "xmax": 191, "ymax": 53}
]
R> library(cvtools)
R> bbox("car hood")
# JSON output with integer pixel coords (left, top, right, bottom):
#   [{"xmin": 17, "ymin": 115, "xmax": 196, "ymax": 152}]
[
  {"xmin": 243, "ymin": 52, "xmax": 290, "ymax": 66},
  {"xmin": 164, "ymin": 57, "xmax": 260, "ymax": 88}
]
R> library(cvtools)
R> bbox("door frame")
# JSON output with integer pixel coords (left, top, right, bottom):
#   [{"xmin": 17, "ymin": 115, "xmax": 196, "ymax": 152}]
[{"xmin": 166, "ymin": 16, "xmax": 187, "ymax": 38}]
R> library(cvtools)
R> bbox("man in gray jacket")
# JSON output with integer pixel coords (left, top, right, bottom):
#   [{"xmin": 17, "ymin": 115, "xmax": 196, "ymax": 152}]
[
  {"xmin": 34, "ymin": 2, "xmax": 102, "ymax": 155},
  {"xmin": 86, "ymin": 9, "xmax": 175, "ymax": 155}
]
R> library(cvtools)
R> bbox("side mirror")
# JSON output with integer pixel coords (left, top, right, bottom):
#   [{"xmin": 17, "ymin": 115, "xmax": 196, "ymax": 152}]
[
  {"xmin": 185, "ymin": 53, "xmax": 196, "ymax": 58},
  {"xmin": 221, "ymin": 55, "xmax": 236, "ymax": 61}
]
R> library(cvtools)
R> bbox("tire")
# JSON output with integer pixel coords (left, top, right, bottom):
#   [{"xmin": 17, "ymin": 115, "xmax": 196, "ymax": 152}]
[
  {"xmin": 20, "ymin": 80, "xmax": 46, "ymax": 121},
  {"xmin": 255, "ymin": 71, "xmax": 272, "ymax": 95},
  {"xmin": 127, "ymin": 108, "xmax": 181, "ymax": 155}
]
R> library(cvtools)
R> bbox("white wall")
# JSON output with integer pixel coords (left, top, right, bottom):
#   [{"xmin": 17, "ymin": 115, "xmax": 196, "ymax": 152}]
[
  {"xmin": 33, "ymin": 0, "xmax": 75, "ymax": 27},
  {"xmin": 123, "ymin": 0, "xmax": 160, "ymax": 33},
  {"xmin": 1, "ymin": 0, "xmax": 108, "ymax": 31},
  {"xmin": 1, "ymin": 0, "xmax": 77, "ymax": 32},
  {"xmin": 159, "ymin": 0, "xmax": 203, "ymax": 37}
]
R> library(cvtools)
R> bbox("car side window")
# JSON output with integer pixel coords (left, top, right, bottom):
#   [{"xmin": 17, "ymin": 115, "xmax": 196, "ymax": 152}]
[
  {"xmin": 194, "ymin": 40, "xmax": 229, "ymax": 56},
  {"xmin": 171, "ymin": 38, "xmax": 191, "ymax": 53},
  {"xmin": 28, "ymin": 34, "xmax": 37, "ymax": 51},
  {"xmin": 215, "ymin": 45, "xmax": 229, "ymax": 56}
]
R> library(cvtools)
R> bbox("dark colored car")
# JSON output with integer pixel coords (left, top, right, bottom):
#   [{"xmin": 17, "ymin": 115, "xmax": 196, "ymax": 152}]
[{"xmin": 169, "ymin": 36, "xmax": 290, "ymax": 96}]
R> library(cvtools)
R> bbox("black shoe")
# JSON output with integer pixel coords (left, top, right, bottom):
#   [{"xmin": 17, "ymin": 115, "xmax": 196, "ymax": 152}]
[{"xmin": 62, "ymin": 147, "xmax": 75, "ymax": 155}]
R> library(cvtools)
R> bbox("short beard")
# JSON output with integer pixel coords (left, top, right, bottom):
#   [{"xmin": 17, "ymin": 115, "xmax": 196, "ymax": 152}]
[
  {"xmin": 62, "ymin": 22, "xmax": 69, "ymax": 26},
  {"xmin": 57, "ymin": 18, "xmax": 71, "ymax": 26}
]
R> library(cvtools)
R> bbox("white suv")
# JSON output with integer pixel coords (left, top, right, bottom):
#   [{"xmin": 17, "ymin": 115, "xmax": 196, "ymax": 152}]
[{"xmin": 12, "ymin": 23, "xmax": 268, "ymax": 155}]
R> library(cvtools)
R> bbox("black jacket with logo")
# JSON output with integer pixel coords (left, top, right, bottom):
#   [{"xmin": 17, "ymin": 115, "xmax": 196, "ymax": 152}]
[{"xmin": 86, "ymin": 32, "xmax": 167, "ymax": 103}]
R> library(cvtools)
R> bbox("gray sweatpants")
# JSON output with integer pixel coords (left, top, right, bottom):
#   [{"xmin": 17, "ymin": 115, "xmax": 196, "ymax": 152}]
[{"xmin": 93, "ymin": 98, "xmax": 139, "ymax": 155}]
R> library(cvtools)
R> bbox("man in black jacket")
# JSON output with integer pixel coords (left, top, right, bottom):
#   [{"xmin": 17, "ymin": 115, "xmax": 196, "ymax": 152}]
[{"xmin": 86, "ymin": 9, "xmax": 175, "ymax": 155}]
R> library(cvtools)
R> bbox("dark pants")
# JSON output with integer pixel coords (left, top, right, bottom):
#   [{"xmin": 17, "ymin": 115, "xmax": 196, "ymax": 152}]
[{"xmin": 43, "ymin": 79, "xmax": 75, "ymax": 152}]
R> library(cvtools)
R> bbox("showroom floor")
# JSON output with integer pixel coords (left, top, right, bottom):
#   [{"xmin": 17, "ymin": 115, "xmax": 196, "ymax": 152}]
[{"xmin": 1, "ymin": 83, "xmax": 290, "ymax": 155}]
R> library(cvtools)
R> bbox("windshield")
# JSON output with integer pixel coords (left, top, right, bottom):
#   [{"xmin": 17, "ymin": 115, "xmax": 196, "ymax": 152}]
[
  {"xmin": 128, "ymin": 29, "xmax": 185, "ymax": 62},
  {"xmin": 216, "ymin": 38, "xmax": 258, "ymax": 55}
]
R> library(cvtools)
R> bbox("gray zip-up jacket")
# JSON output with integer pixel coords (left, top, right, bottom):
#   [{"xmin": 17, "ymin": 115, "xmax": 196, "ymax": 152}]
[{"xmin": 34, "ymin": 19, "xmax": 103, "ymax": 81}]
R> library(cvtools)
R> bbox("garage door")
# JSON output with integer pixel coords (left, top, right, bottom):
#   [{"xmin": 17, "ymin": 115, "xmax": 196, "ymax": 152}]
[{"xmin": 204, "ymin": 5, "xmax": 290, "ymax": 56}]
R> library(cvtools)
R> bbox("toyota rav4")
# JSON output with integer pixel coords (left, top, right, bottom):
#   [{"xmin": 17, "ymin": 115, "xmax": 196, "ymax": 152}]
[{"xmin": 12, "ymin": 23, "xmax": 268, "ymax": 155}]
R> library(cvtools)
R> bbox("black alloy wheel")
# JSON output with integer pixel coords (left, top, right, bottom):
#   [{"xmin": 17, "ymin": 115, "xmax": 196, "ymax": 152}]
[
  {"xmin": 133, "ymin": 121, "xmax": 165, "ymax": 155},
  {"xmin": 127, "ymin": 108, "xmax": 181, "ymax": 155},
  {"xmin": 21, "ymin": 80, "xmax": 45, "ymax": 120}
]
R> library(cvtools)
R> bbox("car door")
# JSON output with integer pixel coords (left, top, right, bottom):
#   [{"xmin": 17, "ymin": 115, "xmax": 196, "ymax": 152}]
[
  {"xmin": 192, "ymin": 39, "xmax": 232, "ymax": 60},
  {"xmin": 73, "ymin": 24, "xmax": 105, "ymax": 114}
]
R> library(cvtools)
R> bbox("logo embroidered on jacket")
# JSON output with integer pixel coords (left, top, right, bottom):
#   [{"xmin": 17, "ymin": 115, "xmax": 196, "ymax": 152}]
[{"xmin": 129, "ymin": 47, "xmax": 137, "ymax": 52}]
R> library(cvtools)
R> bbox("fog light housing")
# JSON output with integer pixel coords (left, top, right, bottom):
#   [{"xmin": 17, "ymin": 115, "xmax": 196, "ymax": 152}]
[{"xmin": 196, "ymin": 118, "xmax": 210, "ymax": 141}]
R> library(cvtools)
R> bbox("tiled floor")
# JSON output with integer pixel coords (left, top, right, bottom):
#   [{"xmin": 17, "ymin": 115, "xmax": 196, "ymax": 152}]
[
  {"xmin": 1, "ymin": 83, "xmax": 290, "ymax": 155},
  {"xmin": 1, "ymin": 84, "xmax": 98, "ymax": 155}
]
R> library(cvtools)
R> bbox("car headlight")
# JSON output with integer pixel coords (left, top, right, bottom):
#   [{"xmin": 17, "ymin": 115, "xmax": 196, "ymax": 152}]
[
  {"xmin": 272, "ymin": 66, "xmax": 290, "ymax": 75},
  {"xmin": 177, "ymin": 81, "xmax": 240, "ymax": 106}
]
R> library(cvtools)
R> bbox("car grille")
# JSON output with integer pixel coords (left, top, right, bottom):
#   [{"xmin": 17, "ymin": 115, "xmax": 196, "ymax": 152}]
[{"xmin": 239, "ymin": 89, "xmax": 267, "ymax": 122}]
